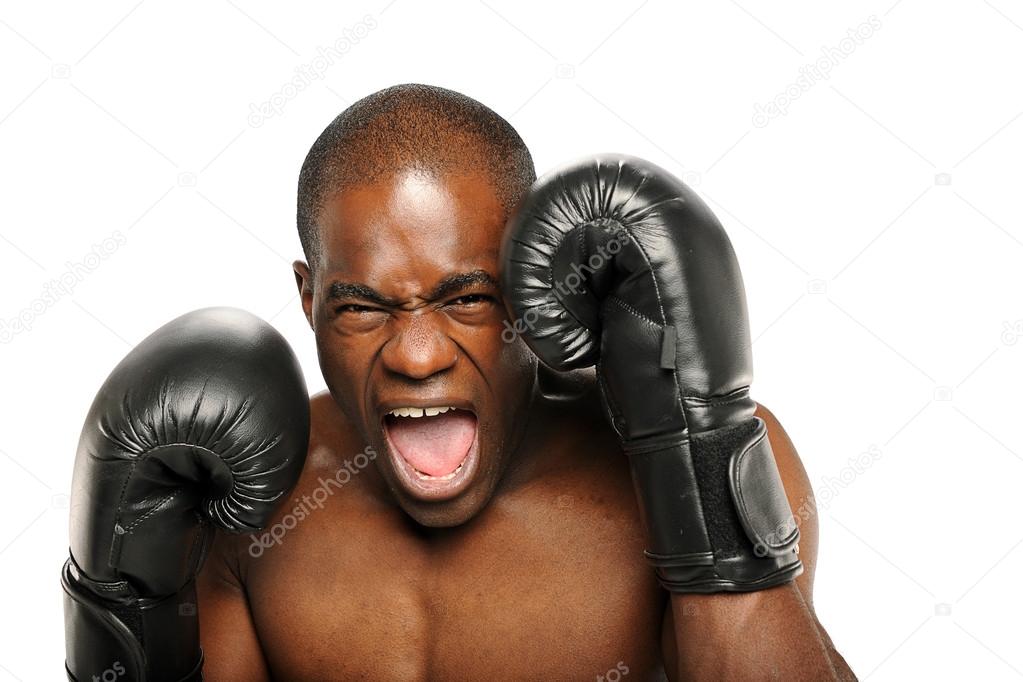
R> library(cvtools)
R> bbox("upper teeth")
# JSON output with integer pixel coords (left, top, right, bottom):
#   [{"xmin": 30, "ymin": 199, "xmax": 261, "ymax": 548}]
[{"xmin": 388, "ymin": 406, "xmax": 457, "ymax": 418}]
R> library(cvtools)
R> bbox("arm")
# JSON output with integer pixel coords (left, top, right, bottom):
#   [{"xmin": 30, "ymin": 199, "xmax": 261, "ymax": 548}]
[
  {"xmin": 660, "ymin": 404, "xmax": 855, "ymax": 680},
  {"xmin": 195, "ymin": 533, "xmax": 272, "ymax": 681},
  {"xmin": 499, "ymin": 155, "xmax": 853, "ymax": 682}
]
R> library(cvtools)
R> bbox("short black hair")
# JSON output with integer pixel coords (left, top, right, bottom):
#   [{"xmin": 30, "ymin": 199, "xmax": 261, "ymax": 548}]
[{"xmin": 296, "ymin": 83, "xmax": 536, "ymax": 268}]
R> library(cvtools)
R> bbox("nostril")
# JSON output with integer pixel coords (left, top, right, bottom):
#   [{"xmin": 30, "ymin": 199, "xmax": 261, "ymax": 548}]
[{"xmin": 381, "ymin": 317, "xmax": 458, "ymax": 380}]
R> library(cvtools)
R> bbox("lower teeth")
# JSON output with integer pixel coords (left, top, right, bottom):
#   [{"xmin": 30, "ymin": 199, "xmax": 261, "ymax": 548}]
[{"xmin": 415, "ymin": 461, "xmax": 464, "ymax": 481}]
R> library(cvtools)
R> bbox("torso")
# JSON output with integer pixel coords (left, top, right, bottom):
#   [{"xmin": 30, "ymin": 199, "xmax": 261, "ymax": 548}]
[{"xmin": 232, "ymin": 372, "xmax": 669, "ymax": 680}]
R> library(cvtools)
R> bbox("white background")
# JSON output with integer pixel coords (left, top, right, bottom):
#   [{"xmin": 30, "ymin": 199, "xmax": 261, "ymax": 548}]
[{"xmin": 2, "ymin": 1, "xmax": 1022, "ymax": 679}]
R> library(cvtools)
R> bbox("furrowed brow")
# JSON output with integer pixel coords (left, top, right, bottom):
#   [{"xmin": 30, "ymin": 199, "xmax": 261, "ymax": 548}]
[
  {"xmin": 427, "ymin": 270, "xmax": 499, "ymax": 301},
  {"xmin": 326, "ymin": 282, "xmax": 400, "ymax": 307}
]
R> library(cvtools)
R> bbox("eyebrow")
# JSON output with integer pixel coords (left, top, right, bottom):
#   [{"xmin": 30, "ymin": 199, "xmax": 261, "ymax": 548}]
[
  {"xmin": 326, "ymin": 282, "xmax": 399, "ymax": 306},
  {"xmin": 326, "ymin": 269, "xmax": 498, "ymax": 306},
  {"xmin": 428, "ymin": 270, "xmax": 498, "ymax": 301}
]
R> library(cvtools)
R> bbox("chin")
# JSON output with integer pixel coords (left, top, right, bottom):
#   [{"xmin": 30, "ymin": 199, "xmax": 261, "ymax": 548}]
[
  {"xmin": 380, "ymin": 447, "xmax": 503, "ymax": 528},
  {"xmin": 399, "ymin": 489, "xmax": 493, "ymax": 528}
]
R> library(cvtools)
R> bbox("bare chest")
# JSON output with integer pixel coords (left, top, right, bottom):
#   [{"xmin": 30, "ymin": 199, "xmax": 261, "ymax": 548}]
[{"xmin": 246, "ymin": 486, "xmax": 668, "ymax": 680}]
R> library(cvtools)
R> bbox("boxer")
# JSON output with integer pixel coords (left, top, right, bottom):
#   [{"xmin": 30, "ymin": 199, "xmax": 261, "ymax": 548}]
[
  {"xmin": 202, "ymin": 84, "xmax": 852, "ymax": 679},
  {"xmin": 65, "ymin": 84, "xmax": 853, "ymax": 680}
]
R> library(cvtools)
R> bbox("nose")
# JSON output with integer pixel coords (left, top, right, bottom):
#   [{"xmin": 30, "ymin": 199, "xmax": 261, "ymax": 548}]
[{"xmin": 380, "ymin": 311, "xmax": 458, "ymax": 380}]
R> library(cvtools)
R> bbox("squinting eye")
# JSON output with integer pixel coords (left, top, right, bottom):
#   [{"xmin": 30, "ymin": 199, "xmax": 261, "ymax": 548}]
[
  {"xmin": 336, "ymin": 304, "xmax": 378, "ymax": 314},
  {"xmin": 450, "ymin": 294, "xmax": 491, "ymax": 306}
]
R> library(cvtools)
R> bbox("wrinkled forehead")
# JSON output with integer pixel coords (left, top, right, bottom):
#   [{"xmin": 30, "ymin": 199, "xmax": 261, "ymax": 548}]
[{"xmin": 317, "ymin": 169, "xmax": 506, "ymax": 282}]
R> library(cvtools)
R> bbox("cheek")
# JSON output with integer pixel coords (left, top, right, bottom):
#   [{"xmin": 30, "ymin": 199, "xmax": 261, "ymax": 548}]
[
  {"xmin": 473, "ymin": 322, "xmax": 537, "ymax": 394},
  {"xmin": 314, "ymin": 330, "xmax": 378, "ymax": 408},
  {"xmin": 496, "ymin": 325, "xmax": 537, "ymax": 373},
  {"xmin": 457, "ymin": 317, "xmax": 522, "ymax": 368},
  {"xmin": 315, "ymin": 319, "xmax": 382, "ymax": 368}
]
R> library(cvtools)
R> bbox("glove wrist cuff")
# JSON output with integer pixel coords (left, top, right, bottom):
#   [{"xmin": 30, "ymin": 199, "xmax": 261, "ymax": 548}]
[
  {"xmin": 621, "ymin": 430, "xmax": 687, "ymax": 456},
  {"xmin": 62, "ymin": 559, "xmax": 203, "ymax": 681},
  {"xmin": 628, "ymin": 418, "xmax": 803, "ymax": 593}
]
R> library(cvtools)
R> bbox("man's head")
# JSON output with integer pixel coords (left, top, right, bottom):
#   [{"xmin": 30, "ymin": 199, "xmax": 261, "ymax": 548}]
[{"xmin": 294, "ymin": 83, "xmax": 538, "ymax": 527}]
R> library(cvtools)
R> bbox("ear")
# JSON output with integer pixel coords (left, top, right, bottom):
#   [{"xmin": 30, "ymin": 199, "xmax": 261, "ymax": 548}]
[{"xmin": 293, "ymin": 260, "xmax": 315, "ymax": 331}]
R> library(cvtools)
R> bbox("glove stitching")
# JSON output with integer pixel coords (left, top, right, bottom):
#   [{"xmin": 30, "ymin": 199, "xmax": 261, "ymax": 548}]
[
  {"xmin": 682, "ymin": 388, "xmax": 752, "ymax": 405},
  {"xmin": 113, "ymin": 458, "xmax": 139, "ymax": 523},
  {"xmin": 575, "ymin": 220, "xmax": 587, "ymax": 267},
  {"xmin": 121, "ymin": 488, "xmax": 182, "ymax": 534},
  {"xmin": 595, "ymin": 361, "xmax": 625, "ymax": 438},
  {"xmin": 611, "ymin": 222, "xmax": 666, "ymax": 325},
  {"xmin": 606, "ymin": 295, "xmax": 660, "ymax": 329},
  {"xmin": 611, "ymin": 221, "xmax": 687, "ymax": 414},
  {"xmin": 91, "ymin": 581, "xmax": 128, "ymax": 593},
  {"xmin": 184, "ymin": 517, "xmax": 210, "ymax": 579},
  {"xmin": 113, "ymin": 442, "xmax": 224, "ymax": 534}
]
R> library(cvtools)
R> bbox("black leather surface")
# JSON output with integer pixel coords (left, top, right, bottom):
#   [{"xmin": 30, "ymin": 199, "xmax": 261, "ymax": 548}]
[
  {"xmin": 64, "ymin": 307, "xmax": 310, "ymax": 680},
  {"xmin": 729, "ymin": 419, "xmax": 800, "ymax": 557},
  {"xmin": 501, "ymin": 155, "xmax": 802, "ymax": 592}
]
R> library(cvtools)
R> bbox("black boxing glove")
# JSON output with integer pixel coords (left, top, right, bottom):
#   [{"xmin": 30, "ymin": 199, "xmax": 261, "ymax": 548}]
[
  {"xmin": 501, "ymin": 155, "xmax": 801, "ymax": 592},
  {"xmin": 62, "ymin": 307, "xmax": 310, "ymax": 681}
]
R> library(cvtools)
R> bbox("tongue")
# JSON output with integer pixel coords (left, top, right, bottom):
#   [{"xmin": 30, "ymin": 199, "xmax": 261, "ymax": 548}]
[{"xmin": 387, "ymin": 411, "xmax": 476, "ymax": 476}]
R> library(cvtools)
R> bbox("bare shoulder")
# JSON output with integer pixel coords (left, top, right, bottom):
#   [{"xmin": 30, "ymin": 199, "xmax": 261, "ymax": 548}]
[
  {"xmin": 754, "ymin": 402, "xmax": 819, "ymax": 603},
  {"xmin": 514, "ymin": 366, "xmax": 642, "ymax": 526},
  {"xmin": 306, "ymin": 390, "xmax": 361, "ymax": 471},
  {"xmin": 530, "ymin": 366, "xmax": 622, "ymax": 466},
  {"xmin": 271, "ymin": 390, "xmax": 385, "ymax": 516},
  {"xmin": 209, "ymin": 392, "xmax": 381, "ymax": 578}
]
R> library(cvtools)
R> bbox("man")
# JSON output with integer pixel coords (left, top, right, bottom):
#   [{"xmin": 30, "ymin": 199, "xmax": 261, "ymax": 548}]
[
  {"xmin": 61, "ymin": 83, "xmax": 853, "ymax": 680},
  {"xmin": 193, "ymin": 84, "xmax": 852, "ymax": 679}
]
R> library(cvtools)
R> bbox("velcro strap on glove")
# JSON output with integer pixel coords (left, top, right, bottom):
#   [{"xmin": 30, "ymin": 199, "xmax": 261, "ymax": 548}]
[
  {"xmin": 625, "ymin": 418, "xmax": 802, "ymax": 592},
  {"xmin": 729, "ymin": 419, "xmax": 800, "ymax": 557},
  {"xmin": 62, "ymin": 559, "xmax": 203, "ymax": 682}
]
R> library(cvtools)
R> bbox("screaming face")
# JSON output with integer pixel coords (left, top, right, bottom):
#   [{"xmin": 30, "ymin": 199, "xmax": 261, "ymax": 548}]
[{"xmin": 294, "ymin": 169, "xmax": 537, "ymax": 527}]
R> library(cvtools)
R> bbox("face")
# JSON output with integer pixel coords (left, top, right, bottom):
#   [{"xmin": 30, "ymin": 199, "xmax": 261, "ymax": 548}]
[{"xmin": 294, "ymin": 169, "xmax": 537, "ymax": 527}]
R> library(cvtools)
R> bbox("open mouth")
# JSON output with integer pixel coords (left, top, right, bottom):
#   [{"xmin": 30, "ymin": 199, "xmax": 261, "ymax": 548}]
[{"xmin": 382, "ymin": 404, "xmax": 480, "ymax": 501}]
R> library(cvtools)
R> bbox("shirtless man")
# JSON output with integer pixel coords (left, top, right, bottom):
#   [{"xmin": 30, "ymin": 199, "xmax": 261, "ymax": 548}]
[{"xmin": 62, "ymin": 84, "xmax": 853, "ymax": 680}]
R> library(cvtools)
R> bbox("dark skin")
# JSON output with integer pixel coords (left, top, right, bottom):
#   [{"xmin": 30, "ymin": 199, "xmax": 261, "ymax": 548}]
[{"xmin": 196, "ymin": 169, "xmax": 854, "ymax": 680}]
